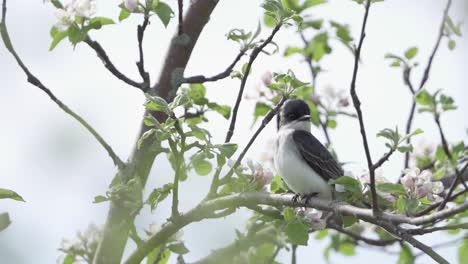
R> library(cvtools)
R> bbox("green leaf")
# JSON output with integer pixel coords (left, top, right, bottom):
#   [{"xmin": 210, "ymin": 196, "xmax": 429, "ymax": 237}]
[
  {"xmin": 89, "ymin": 17, "xmax": 115, "ymax": 27},
  {"xmin": 270, "ymin": 175, "xmax": 285, "ymax": 193},
  {"xmin": 188, "ymin": 83, "xmax": 207, "ymax": 105},
  {"xmin": 93, "ymin": 195, "xmax": 109, "ymax": 203},
  {"xmin": 397, "ymin": 144, "xmax": 413, "ymax": 153},
  {"xmin": 415, "ymin": 90, "xmax": 433, "ymax": 106},
  {"xmin": 50, "ymin": 0, "xmax": 64, "ymax": 8},
  {"xmin": 168, "ymin": 242, "xmax": 189, "ymax": 255},
  {"xmin": 67, "ymin": 25, "xmax": 86, "ymax": 45},
  {"xmin": 282, "ymin": 207, "xmax": 295, "ymax": 222},
  {"xmin": 192, "ymin": 159, "xmax": 213, "ymax": 176},
  {"xmin": 263, "ymin": 14, "xmax": 277, "ymax": 28},
  {"xmin": 0, "ymin": 212, "xmax": 11, "ymax": 232},
  {"xmin": 459, "ymin": 239, "xmax": 468, "ymax": 264},
  {"xmin": 170, "ymin": 92, "xmax": 191, "ymax": 109},
  {"xmin": 285, "ymin": 220, "xmax": 309, "ymax": 245},
  {"xmin": 146, "ymin": 183, "xmax": 173, "ymax": 211},
  {"xmin": 448, "ymin": 39, "xmax": 456, "ymax": 50},
  {"xmin": 0, "ymin": 188, "xmax": 25, "ymax": 202},
  {"xmin": 49, "ymin": 28, "xmax": 68, "ymax": 51},
  {"xmin": 215, "ymin": 143, "xmax": 238, "ymax": 158},
  {"xmin": 314, "ymin": 229, "xmax": 328, "ymax": 240},
  {"xmin": 302, "ymin": 0, "xmax": 327, "ymax": 9},
  {"xmin": 153, "ymin": 2, "xmax": 174, "ymax": 27},
  {"xmin": 137, "ymin": 129, "xmax": 155, "ymax": 149},
  {"xmin": 119, "ymin": 8, "xmax": 131, "ymax": 21},
  {"xmin": 398, "ymin": 244, "xmax": 415, "ymax": 264},
  {"xmin": 284, "ymin": 46, "xmax": 304, "ymax": 57},
  {"xmin": 339, "ymin": 242, "xmax": 355, "ymax": 256},
  {"xmin": 327, "ymin": 119, "xmax": 337, "ymax": 129},
  {"xmin": 63, "ymin": 255, "xmax": 74, "ymax": 264},
  {"xmin": 333, "ymin": 176, "xmax": 361, "ymax": 194},
  {"xmin": 377, "ymin": 183, "xmax": 406, "ymax": 195},
  {"xmin": 207, "ymin": 102, "xmax": 231, "ymax": 119},
  {"xmin": 254, "ymin": 102, "xmax": 271, "ymax": 122},
  {"xmin": 144, "ymin": 94, "xmax": 170, "ymax": 113},
  {"xmin": 404, "ymin": 47, "xmax": 418, "ymax": 60},
  {"xmin": 342, "ymin": 216, "xmax": 358, "ymax": 227}
]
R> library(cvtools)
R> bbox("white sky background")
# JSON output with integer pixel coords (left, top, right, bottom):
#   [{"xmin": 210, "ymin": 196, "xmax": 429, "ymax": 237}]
[{"xmin": 0, "ymin": 0, "xmax": 467, "ymax": 263}]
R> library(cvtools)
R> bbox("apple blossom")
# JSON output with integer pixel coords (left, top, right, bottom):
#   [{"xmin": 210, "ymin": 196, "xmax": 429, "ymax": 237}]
[
  {"xmin": 54, "ymin": 7, "xmax": 76, "ymax": 32},
  {"xmin": 401, "ymin": 168, "xmax": 444, "ymax": 201},
  {"xmin": 124, "ymin": 0, "xmax": 139, "ymax": 12},
  {"xmin": 72, "ymin": 0, "xmax": 96, "ymax": 18}
]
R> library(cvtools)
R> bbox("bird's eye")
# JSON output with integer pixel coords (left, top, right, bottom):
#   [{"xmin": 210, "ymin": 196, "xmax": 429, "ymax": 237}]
[{"xmin": 287, "ymin": 113, "xmax": 295, "ymax": 119}]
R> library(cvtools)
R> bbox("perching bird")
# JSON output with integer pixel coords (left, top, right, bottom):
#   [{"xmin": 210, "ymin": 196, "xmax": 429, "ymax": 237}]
[{"xmin": 274, "ymin": 99, "xmax": 343, "ymax": 202}]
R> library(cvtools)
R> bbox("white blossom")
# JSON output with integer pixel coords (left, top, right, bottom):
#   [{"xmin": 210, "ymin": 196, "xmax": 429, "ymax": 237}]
[
  {"xmin": 72, "ymin": 0, "xmax": 96, "ymax": 18},
  {"xmin": 303, "ymin": 209, "xmax": 326, "ymax": 230},
  {"xmin": 254, "ymin": 168, "xmax": 274, "ymax": 186},
  {"xmin": 124, "ymin": 0, "xmax": 139, "ymax": 11},
  {"xmin": 401, "ymin": 168, "xmax": 444, "ymax": 201},
  {"xmin": 54, "ymin": 7, "xmax": 75, "ymax": 32}
]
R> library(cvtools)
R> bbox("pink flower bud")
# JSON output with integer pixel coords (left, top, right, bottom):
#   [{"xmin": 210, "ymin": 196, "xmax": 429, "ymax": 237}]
[
  {"xmin": 339, "ymin": 98, "xmax": 349, "ymax": 107},
  {"xmin": 261, "ymin": 71, "xmax": 273, "ymax": 86},
  {"xmin": 124, "ymin": 0, "xmax": 138, "ymax": 11}
]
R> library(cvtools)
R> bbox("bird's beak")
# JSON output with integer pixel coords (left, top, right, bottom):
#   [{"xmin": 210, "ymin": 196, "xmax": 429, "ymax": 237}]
[{"xmin": 298, "ymin": 115, "xmax": 310, "ymax": 122}]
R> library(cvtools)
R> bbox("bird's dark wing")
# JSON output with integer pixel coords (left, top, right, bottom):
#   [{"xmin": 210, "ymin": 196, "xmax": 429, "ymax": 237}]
[{"xmin": 292, "ymin": 130, "xmax": 343, "ymax": 181}]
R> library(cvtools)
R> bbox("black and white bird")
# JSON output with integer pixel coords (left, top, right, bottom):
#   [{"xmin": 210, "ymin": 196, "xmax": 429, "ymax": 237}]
[{"xmin": 274, "ymin": 99, "xmax": 343, "ymax": 201}]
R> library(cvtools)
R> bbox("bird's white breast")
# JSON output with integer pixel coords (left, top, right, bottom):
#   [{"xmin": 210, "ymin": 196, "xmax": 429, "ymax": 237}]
[{"xmin": 274, "ymin": 128, "xmax": 332, "ymax": 199}]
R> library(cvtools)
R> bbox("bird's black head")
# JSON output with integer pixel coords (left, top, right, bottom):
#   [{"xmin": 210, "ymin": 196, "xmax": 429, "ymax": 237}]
[{"xmin": 280, "ymin": 99, "xmax": 311, "ymax": 127}]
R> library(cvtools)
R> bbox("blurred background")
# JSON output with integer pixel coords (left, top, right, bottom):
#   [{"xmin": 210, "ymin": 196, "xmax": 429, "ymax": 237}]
[{"xmin": 1, "ymin": 0, "xmax": 467, "ymax": 263}]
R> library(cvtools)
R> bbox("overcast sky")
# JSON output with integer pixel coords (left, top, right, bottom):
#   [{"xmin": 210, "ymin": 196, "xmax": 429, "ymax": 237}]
[{"xmin": 0, "ymin": 0, "xmax": 467, "ymax": 263}]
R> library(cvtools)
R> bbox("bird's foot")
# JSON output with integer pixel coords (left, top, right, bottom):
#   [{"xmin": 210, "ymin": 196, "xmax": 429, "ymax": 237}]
[
  {"xmin": 292, "ymin": 194, "xmax": 301, "ymax": 203},
  {"xmin": 301, "ymin": 192, "xmax": 319, "ymax": 205}
]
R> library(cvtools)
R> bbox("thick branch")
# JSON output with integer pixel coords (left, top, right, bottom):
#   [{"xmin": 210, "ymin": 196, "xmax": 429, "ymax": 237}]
[
  {"xmin": 225, "ymin": 24, "xmax": 282, "ymax": 143},
  {"xmin": 94, "ymin": 1, "xmax": 221, "ymax": 263},
  {"xmin": 125, "ymin": 192, "xmax": 468, "ymax": 263},
  {"xmin": 0, "ymin": 1, "xmax": 125, "ymax": 169},
  {"xmin": 84, "ymin": 38, "xmax": 144, "ymax": 90},
  {"xmin": 184, "ymin": 50, "xmax": 245, "ymax": 84},
  {"xmin": 349, "ymin": 0, "xmax": 378, "ymax": 213}
]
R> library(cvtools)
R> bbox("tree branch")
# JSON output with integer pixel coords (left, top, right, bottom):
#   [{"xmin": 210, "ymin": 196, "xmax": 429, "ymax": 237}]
[
  {"xmin": 329, "ymin": 224, "xmax": 397, "ymax": 247},
  {"xmin": 84, "ymin": 37, "xmax": 144, "ymax": 90},
  {"xmin": 94, "ymin": 1, "xmax": 221, "ymax": 262},
  {"xmin": 372, "ymin": 148, "xmax": 395, "ymax": 171},
  {"xmin": 125, "ymin": 192, "xmax": 468, "ymax": 263},
  {"xmin": 225, "ymin": 24, "xmax": 282, "ymax": 143},
  {"xmin": 183, "ymin": 50, "xmax": 245, "ymax": 84},
  {"xmin": 137, "ymin": 16, "xmax": 150, "ymax": 91},
  {"xmin": 218, "ymin": 97, "xmax": 287, "ymax": 186},
  {"xmin": 177, "ymin": 0, "xmax": 183, "ymax": 35},
  {"xmin": 348, "ymin": 0, "xmax": 378, "ymax": 213},
  {"xmin": 0, "ymin": 0, "xmax": 125, "ymax": 169},
  {"xmin": 403, "ymin": 0, "xmax": 452, "ymax": 170},
  {"xmin": 406, "ymin": 223, "xmax": 468, "ymax": 235}
]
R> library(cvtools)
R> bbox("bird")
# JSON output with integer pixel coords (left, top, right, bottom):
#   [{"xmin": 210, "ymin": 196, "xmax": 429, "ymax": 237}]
[{"xmin": 274, "ymin": 99, "xmax": 343, "ymax": 202}]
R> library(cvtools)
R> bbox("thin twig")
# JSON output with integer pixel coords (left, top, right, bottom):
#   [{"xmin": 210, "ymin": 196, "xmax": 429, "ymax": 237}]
[
  {"xmin": 329, "ymin": 224, "xmax": 397, "ymax": 246},
  {"xmin": 406, "ymin": 222, "xmax": 468, "ymax": 235},
  {"xmin": 184, "ymin": 50, "xmax": 246, "ymax": 84},
  {"xmin": 225, "ymin": 24, "xmax": 282, "ymax": 143},
  {"xmin": 291, "ymin": 244, "xmax": 297, "ymax": 264},
  {"xmin": 84, "ymin": 38, "xmax": 144, "ymax": 90},
  {"xmin": 402, "ymin": 0, "xmax": 452, "ymax": 170},
  {"xmin": 435, "ymin": 110, "xmax": 468, "ymax": 210},
  {"xmin": 348, "ymin": 0, "xmax": 378, "ymax": 213},
  {"xmin": 0, "ymin": 1, "xmax": 125, "ymax": 169},
  {"xmin": 219, "ymin": 97, "xmax": 287, "ymax": 185},
  {"xmin": 137, "ymin": 16, "xmax": 150, "ymax": 91},
  {"xmin": 372, "ymin": 148, "xmax": 396, "ymax": 170}
]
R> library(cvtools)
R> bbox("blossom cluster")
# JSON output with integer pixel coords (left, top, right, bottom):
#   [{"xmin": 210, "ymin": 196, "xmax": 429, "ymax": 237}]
[
  {"xmin": 47, "ymin": 0, "xmax": 97, "ymax": 32},
  {"xmin": 401, "ymin": 168, "xmax": 444, "ymax": 202},
  {"xmin": 57, "ymin": 223, "xmax": 102, "ymax": 264},
  {"xmin": 229, "ymin": 158, "xmax": 274, "ymax": 187}
]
